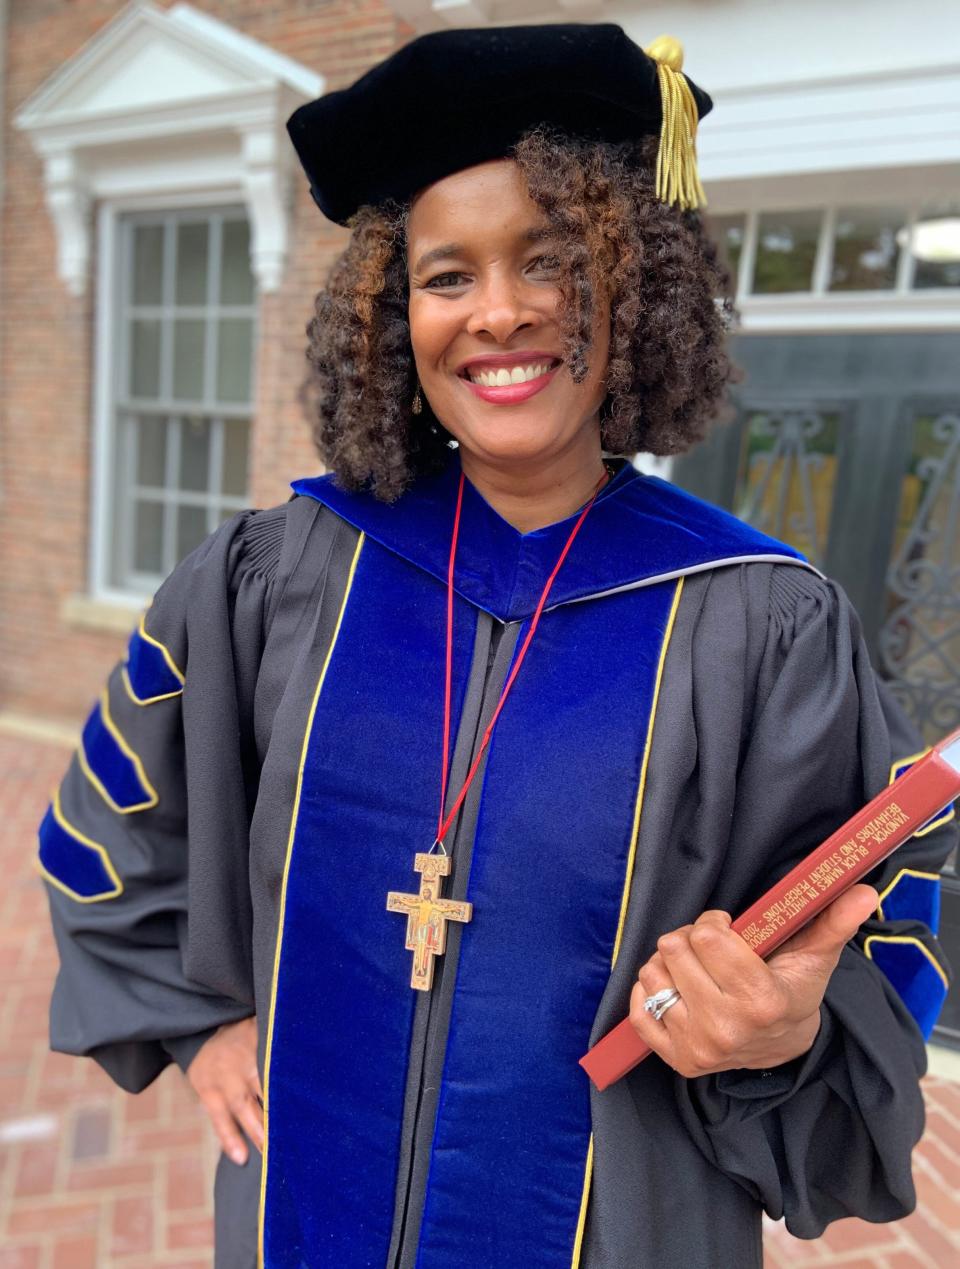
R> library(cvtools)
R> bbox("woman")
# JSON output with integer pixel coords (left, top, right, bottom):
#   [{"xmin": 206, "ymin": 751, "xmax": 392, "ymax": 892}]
[{"xmin": 40, "ymin": 24, "xmax": 954, "ymax": 1269}]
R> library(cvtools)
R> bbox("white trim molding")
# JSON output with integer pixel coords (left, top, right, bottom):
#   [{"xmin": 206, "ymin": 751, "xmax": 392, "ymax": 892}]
[
  {"xmin": 700, "ymin": 63, "xmax": 960, "ymax": 188},
  {"xmin": 392, "ymin": 0, "xmax": 610, "ymax": 29},
  {"xmin": 733, "ymin": 292, "xmax": 960, "ymax": 335},
  {"xmin": 13, "ymin": 1, "xmax": 323, "ymax": 296}
]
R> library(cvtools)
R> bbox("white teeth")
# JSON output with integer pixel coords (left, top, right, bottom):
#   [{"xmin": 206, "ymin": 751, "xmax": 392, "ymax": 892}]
[{"xmin": 467, "ymin": 361, "xmax": 556, "ymax": 387}]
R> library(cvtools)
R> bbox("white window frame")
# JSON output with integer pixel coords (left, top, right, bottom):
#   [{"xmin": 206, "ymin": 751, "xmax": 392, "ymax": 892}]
[
  {"xmin": 709, "ymin": 198, "xmax": 960, "ymax": 333},
  {"xmin": 91, "ymin": 190, "xmax": 255, "ymax": 603}
]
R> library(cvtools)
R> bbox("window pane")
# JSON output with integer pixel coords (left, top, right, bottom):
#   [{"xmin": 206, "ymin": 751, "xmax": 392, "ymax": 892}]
[
  {"xmin": 173, "ymin": 319, "xmax": 205, "ymax": 401},
  {"xmin": 130, "ymin": 320, "xmax": 161, "ymax": 398},
  {"xmin": 136, "ymin": 416, "xmax": 167, "ymax": 487},
  {"xmin": 177, "ymin": 504, "xmax": 209, "ymax": 561},
  {"xmin": 179, "ymin": 416, "xmax": 210, "ymax": 492},
  {"xmin": 115, "ymin": 208, "xmax": 250, "ymax": 593},
  {"xmin": 132, "ymin": 224, "xmax": 163, "ymax": 305},
  {"xmin": 176, "ymin": 221, "xmax": 209, "ymax": 306},
  {"xmin": 829, "ymin": 208, "xmax": 903, "ymax": 291},
  {"xmin": 911, "ymin": 202, "xmax": 960, "ymax": 289},
  {"xmin": 133, "ymin": 501, "xmax": 164, "ymax": 573},
  {"xmin": 221, "ymin": 220, "xmax": 254, "ymax": 305},
  {"xmin": 914, "ymin": 257, "xmax": 960, "ymax": 289},
  {"xmin": 217, "ymin": 318, "xmax": 253, "ymax": 402},
  {"xmin": 753, "ymin": 211, "xmax": 821, "ymax": 294},
  {"xmin": 706, "ymin": 214, "xmax": 744, "ymax": 289},
  {"xmin": 222, "ymin": 420, "xmax": 249, "ymax": 496}
]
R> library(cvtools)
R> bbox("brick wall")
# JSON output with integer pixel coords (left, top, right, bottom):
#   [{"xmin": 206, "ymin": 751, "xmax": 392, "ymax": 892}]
[{"xmin": 0, "ymin": 0, "xmax": 409, "ymax": 724}]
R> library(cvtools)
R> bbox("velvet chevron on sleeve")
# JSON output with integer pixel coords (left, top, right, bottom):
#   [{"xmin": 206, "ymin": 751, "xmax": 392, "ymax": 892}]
[{"xmin": 39, "ymin": 506, "xmax": 288, "ymax": 1093}]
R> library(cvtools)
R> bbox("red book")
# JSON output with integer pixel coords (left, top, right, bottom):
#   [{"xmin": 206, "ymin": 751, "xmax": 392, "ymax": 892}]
[{"xmin": 580, "ymin": 726, "xmax": 960, "ymax": 1092}]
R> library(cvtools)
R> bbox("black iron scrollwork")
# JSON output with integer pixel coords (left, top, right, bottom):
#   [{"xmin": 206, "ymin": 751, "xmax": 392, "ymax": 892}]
[
  {"xmin": 879, "ymin": 412, "xmax": 960, "ymax": 740},
  {"xmin": 737, "ymin": 409, "xmax": 833, "ymax": 567}
]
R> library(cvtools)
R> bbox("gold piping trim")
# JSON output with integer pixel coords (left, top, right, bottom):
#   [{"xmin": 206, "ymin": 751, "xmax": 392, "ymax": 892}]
[
  {"xmin": 77, "ymin": 690, "xmax": 159, "ymax": 814},
  {"xmin": 122, "ymin": 615, "xmax": 185, "ymax": 706},
  {"xmin": 886, "ymin": 749, "xmax": 956, "ymax": 839},
  {"xmin": 610, "ymin": 577, "xmax": 684, "ymax": 970},
  {"xmin": 864, "ymin": 933, "xmax": 950, "ymax": 993},
  {"xmin": 35, "ymin": 790, "xmax": 124, "ymax": 902},
  {"xmin": 889, "ymin": 748, "xmax": 929, "ymax": 785},
  {"xmin": 121, "ymin": 665, "xmax": 182, "ymax": 707},
  {"xmin": 876, "ymin": 867, "xmax": 942, "ymax": 923},
  {"xmin": 139, "ymin": 612, "xmax": 185, "ymax": 680},
  {"xmin": 913, "ymin": 805, "xmax": 956, "ymax": 838},
  {"xmin": 571, "ymin": 1134, "xmax": 594, "ymax": 1267},
  {"xmin": 257, "ymin": 531, "xmax": 365, "ymax": 1269},
  {"xmin": 572, "ymin": 576, "xmax": 684, "ymax": 1268}
]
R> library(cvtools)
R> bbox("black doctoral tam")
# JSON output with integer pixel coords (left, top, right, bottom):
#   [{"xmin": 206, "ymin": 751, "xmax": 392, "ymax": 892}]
[{"xmin": 287, "ymin": 23, "xmax": 713, "ymax": 225}]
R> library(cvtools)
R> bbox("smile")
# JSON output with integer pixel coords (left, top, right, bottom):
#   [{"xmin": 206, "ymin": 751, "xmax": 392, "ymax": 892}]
[{"xmin": 458, "ymin": 359, "xmax": 562, "ymax": 405}]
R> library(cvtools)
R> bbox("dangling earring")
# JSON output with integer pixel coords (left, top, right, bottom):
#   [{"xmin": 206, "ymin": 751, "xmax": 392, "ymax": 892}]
[{"xmin": 412, "ymin": 380, "xmax": 423, "ymax": 415}]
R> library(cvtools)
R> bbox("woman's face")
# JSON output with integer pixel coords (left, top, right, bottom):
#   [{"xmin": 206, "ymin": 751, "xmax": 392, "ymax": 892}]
[{"xmin": 406, "ymin": 158, "xmax": 610, "ymax": 471}]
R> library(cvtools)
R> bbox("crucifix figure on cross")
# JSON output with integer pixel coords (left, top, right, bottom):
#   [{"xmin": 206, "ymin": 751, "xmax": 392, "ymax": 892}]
[{"xmin": 386, "ymin": 852, "xmax": 473, "ymax": 991}]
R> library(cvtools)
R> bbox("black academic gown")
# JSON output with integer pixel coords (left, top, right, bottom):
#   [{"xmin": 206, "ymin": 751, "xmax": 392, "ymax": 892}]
[{"xmin": 39, "ymin": 455, "xmax": 956, "ymax": 1269}]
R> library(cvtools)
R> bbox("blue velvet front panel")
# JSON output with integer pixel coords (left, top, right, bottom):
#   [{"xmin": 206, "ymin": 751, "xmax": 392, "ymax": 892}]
[
  {"xmin": 416, "ymin": 584, "xmax": 674, "ymax": 1268},
  {"xmin": 262, "ymin": 541, "xmax": 475, "ymax": 1266},
  {"xmin": 261, "ymin": 531, "xmax": 676, "ymax": 1266},
  {"xmin": 81, "ymin": 701, "xmax": 155, "ymax": 811}
]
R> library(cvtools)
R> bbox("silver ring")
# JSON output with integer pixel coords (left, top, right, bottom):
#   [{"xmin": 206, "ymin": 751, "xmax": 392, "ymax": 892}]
[{"xmin": 643, "ymin": 987, "xmax": 682, "ymax": 1022}]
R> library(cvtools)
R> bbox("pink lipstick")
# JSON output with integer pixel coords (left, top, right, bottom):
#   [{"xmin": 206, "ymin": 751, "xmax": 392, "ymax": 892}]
[{"xmin": 458, "ymin": 360, "xmax": 562, "ymax": 405}]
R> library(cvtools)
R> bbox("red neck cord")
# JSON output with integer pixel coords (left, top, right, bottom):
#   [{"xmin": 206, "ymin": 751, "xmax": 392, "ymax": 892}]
[{"xmin": 435, "ymin": 467, "xmax": 609, "ymax": 846}]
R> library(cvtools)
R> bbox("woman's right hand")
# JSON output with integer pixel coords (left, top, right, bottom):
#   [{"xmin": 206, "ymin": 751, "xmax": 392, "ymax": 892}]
[{"xmin": 185, "ymin": 1016, "xmax": 264, "ymax": 1165}]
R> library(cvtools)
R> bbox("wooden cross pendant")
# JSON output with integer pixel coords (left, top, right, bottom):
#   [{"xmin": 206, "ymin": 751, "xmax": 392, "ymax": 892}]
[{"xmin": 386, "ymin": 852, "xmax": 473, "ymax": 991}]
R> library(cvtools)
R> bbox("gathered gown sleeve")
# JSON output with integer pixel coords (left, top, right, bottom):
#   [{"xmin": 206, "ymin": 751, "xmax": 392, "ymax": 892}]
[
  {"xmin": 672, "ymin": 564, "xmax": 956, "ymax": 1238},
  {"xmin": 38, "ymin": 506, "xmax": 287, "ymax": 1093}
]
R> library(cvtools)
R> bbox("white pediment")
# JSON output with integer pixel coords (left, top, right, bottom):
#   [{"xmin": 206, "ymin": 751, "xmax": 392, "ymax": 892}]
[
  {"xmin": 15, "ymin": 1, "xmax": 324, "ymax": 295},
  {"xmin": 17, "ymin": 2, "xmax": 320, "ymax": 125},
  {"xmin": 49, "ymin": 29, "xmax": 249, "ymax": 116},
  {"xmin": 390, "ymin": 0, "xmax": 606, "ymax": 32}
]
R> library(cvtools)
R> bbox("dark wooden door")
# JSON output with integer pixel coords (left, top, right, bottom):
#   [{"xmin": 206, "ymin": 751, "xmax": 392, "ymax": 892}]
[{"xmin": 672, "ymin": 332, "xmax": 960, "ymax": 1045}]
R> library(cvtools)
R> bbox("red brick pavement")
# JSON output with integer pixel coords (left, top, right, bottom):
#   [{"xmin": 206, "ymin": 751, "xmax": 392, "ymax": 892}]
[{"xmin": 1, "ymin": 731, "xmax": 958, "ymax": 1268}]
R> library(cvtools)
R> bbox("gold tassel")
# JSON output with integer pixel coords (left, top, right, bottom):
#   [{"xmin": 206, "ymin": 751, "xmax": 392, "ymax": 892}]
[{"xmin": 643, "ymin": 34, "xmax": 707, "ymax": 211}]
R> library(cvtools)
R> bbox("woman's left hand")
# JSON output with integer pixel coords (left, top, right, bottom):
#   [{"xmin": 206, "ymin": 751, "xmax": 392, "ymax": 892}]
[{"xmin": 629, "ymin": 883, "xmax": 879, "ymax": 1078}]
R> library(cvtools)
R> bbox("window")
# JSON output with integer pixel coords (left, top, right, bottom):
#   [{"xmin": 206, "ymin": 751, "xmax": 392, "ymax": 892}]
[
  {"xmin": 704, "ymin": 213, "xmax": 744, "ymax": 292},
  {"xmin": 711, "ymin": 201, "xmax": 960, "ymax": 299},
  {"xmin": 753, "ymin": 210, "xmax": 822, "ymax": 295},
  {"xmin": 829, "ymin": 207, "xmax": 904, "ymax": 292},
  {"xmin": 108, "ymin": 207, "xmax": 256, "ymax": 593},
  {"xmin": 911, "ymin": 200, "xmax": 960, "ymax": 290}
]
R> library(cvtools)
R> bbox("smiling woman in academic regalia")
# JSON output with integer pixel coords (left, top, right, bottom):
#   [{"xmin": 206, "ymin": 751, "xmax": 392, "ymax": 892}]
[{"xmin": 39, "ymin": 24, "xmax": 956, "ymax": 1269}]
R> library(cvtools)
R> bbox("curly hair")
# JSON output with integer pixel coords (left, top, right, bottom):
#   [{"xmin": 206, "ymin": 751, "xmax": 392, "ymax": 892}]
[{"xmin": 301, "ymin": 126, "xmax": 737, "ymax": 502}]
